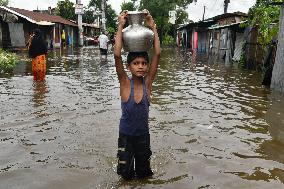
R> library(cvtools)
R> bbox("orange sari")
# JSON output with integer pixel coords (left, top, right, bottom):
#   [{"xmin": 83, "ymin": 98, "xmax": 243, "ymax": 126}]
[{"xmin": 32, "ymin": 54, "xmax": 46, "ymax": 81}]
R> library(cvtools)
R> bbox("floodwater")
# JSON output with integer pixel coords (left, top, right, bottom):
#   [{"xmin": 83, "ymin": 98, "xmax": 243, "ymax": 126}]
[{"xmin": 1, "ymin": 47, "xmax": 284, "ymax": 189}]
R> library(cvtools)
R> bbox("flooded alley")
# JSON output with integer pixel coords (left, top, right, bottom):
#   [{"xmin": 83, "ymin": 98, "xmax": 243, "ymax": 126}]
[{"xmin": 0, "ymin": 47, "xmax": 284, "ymax": 189}]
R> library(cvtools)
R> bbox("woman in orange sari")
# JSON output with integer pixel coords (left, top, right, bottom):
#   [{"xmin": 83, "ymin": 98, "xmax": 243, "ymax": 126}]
[{"xmin": 28, "ymin": 29, "xmax": 47, "ymax": 81}]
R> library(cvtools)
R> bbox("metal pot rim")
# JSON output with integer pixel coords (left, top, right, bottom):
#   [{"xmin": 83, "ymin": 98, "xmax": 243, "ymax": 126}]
[{"xmin": 127, "ymin": 11, "xmax": 146, "ymax": 15}]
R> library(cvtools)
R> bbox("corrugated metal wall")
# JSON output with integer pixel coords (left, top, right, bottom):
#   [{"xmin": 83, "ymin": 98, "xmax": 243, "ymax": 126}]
[
  {"xmin": 232, "ymin": 32, "xmax": 245, "ymax": 61},
  {"xmin": 8, "ymin": 23, "xmax": 25, "ymax": 47}
]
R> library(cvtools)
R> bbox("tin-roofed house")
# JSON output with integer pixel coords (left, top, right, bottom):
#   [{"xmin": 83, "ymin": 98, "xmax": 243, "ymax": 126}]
[
  {"xmin": 0, "ymin": 7, "xmax": 18, "ymax": 48},
  {"xmin": 0, "ymin": 6, "xmax": 78, "ymax": 49},
  {"xmin": 176, "ymin": 12, "xmax": 249, "ymax": 63},
  {"xmin": 207, "ymin": 12, "xmax": 248, "ymax": 63},
  {"xmin": 177, "ymin": 19, "xmax": 216, "ymax": 53}
]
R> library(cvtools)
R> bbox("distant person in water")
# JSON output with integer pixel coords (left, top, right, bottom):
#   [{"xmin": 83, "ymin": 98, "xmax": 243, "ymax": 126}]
[
  {"xmin": 114, "ymin": 10, "xmax": 161, "ymax": 180},
  {"xmin": 98, "ymin": 31, "xmax": 109, "ymax": 59},
  {"xmin": 28, "ymin": 29, "xmax": 48, "ymax": 81}
]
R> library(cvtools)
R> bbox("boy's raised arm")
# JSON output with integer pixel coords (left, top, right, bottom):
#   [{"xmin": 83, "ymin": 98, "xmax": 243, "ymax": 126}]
[
  {"xmin": 114, "ymin": 11, "xmax": 128, "ymax": 82},
  {"xmin": 146, "ymin": 12, "xmax": 161, "ymax": 83}
]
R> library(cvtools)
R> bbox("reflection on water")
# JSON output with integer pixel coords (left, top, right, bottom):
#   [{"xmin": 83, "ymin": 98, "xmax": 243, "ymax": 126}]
[
  {"xmin": 33, "ymin": 81, "xmax": 48, "ymax": 107},
  {"xmin": 0, "ymin": 47, "xmax": 284, "ymax": 189},
  {"xmin": 265, "ymin": 92, "xmax": 284, "ymax": 143}
]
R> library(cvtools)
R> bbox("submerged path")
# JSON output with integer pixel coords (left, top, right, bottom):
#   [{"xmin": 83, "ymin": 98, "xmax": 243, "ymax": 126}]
[{"xmin": 0, "ymin": 47, "xmax": 284, "ymax": 189}]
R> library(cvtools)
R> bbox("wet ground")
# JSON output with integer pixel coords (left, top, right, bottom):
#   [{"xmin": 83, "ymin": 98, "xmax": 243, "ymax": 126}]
[{"xmin": 1, "ymin": 46, "xmax": 284, "ymax": 189}]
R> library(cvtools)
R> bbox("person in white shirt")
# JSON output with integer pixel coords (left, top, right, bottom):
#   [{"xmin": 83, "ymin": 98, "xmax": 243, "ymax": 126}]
[{"xmin": 98, "ymin": 32, "xmax": 109, "ymax": 58}]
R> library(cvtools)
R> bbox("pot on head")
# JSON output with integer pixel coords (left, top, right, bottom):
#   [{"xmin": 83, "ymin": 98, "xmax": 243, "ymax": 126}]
[{"xmin": 122, "ymin": 11, "xmax": 154, "ymax": 52}]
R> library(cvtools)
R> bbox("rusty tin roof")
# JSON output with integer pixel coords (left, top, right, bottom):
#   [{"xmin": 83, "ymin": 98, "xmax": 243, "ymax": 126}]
[{"xmin": 5, "ymin": 7, "xmax": 77, "ymax": 27}]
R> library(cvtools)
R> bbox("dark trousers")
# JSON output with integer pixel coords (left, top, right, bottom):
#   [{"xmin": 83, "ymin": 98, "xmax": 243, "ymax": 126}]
[
  {"xmin": 99, "ymin": 48, "xmax": 107, "ymax": 55},
  {"xmin": 117, "ymin": 133, "xmax": 153, "ymax": 180}
]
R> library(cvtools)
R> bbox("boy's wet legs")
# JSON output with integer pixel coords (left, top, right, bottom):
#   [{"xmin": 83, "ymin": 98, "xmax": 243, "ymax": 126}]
[
  {"xmin": 117, "ymin": 133, "xmax": 153, "ymax": 180},
  {"xmin": 117, "ymin": 134, "xmax": 135, "ymax": 180},
  {"xmin": 134, "ymin": 134, "xmax": 153, "ymax": 178}
]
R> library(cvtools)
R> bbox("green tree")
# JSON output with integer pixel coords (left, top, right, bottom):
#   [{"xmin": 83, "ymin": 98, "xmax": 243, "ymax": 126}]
[
  {"xmin": 83, "ymin": 9, "xmax": 95, "ymax": 23},
  {"xmin": 166, "ymin": 8, "xmax": 188, "ymax": 41},
  {"xmin": 246, "ymin": 0, "xmax": 282, "ymax": 45},
  {"xmin": 139, "ymin": 0, "xmax": 193, "ymax": 43},
  {"xmin": 56, "ymin": 0, "xmax": 76, "ymax": 20},
  {"xmin": 88, "ymin": 0, "xmax": 117, "ymax": 33},
  {"xmin": 176, "ymin": 9, "xmax": 188, "ymax": 25},
  {"xmin": 0, "ymin": 0, "xmax": 8, "ymax": 6},
  {"xmin": 106, "ymin": 4, "xmax": 117, "ymax": 34},
  {"xmin": 121, "ymin": 2, "xmax": 136, "ymax": 12},
  {"xmin": 88, "ymin": 0, "xmax": 102, "ymax": 11}
]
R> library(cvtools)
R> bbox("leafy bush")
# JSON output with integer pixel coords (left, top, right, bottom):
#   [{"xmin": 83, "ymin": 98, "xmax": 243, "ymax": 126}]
[
  {"xmin": 107, "ymin": 27, "xmax": 115, "ymax": 35},
  {"xmin": 0, "ymin": 49, "xmax": 18, "ymax": 73},
  {"xmin": 238, "ymin": 43, "xmax": 247, "ymax": 69},
  {"xmin": 246, "ymin": 0, "xmax": 280, "ymax": 46},
  {"xmin": 163, "ymin": 34, "xmax": 174, "ymax": 46}
]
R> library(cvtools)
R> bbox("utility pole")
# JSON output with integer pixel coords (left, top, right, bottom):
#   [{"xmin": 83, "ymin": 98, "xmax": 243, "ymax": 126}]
[
  {"xmin": 202, "ymin": 5, "xmax": 206, "ymax": 20},
  {"xmin": 223, "ymin": 0, "xmax": 231, "ymax": 64},
  {"xmin": 101, "ymin": 0, "xmax": 106, "ymax": 32},
  {"xmin": 76, "ymin": 0, "xmax": 84, "ymax": 46},
  {"xmin": 224, "ymin": 0, "xmax": 230, "ymax": 14}
]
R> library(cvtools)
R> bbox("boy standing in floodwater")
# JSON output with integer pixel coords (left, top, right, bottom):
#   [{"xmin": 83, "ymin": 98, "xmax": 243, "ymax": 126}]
[{"xmin": 114, "ymin": 10, "xmax": 161, "ymax": 180}]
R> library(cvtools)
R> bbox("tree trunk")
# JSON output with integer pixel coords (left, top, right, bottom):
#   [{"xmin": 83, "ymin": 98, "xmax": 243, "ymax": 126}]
[{"xmin": 271, "ymin": 4, "xmax": 284, "ymax": 92}]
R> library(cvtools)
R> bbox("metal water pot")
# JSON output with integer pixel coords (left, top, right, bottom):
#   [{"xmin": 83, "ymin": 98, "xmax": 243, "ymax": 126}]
[{"xmin": 122, "ymin": 11, "xmax": 154, "ymax": 52}]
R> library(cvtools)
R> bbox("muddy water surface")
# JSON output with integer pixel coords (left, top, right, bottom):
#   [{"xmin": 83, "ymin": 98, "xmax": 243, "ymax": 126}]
[{"xmin": 1, "ymin": 47, "xmax": 284, "ymax": 189}]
